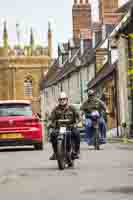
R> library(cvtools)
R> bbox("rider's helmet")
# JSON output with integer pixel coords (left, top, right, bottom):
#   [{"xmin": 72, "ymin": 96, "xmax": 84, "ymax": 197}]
[
  {"xmin": 58, "ymin": 91, "xmax": 68, "ymax": 107},
  {"xmin": 91, "ymin": 110, "xmax": 100, "ymax": 120},
  {"xmin": 87, "ymin": 89, "xmax": 95, "ymax": 97},
  {"xmin": 91, "ymin": 110, "xmax": 100, "ymax": 117}
]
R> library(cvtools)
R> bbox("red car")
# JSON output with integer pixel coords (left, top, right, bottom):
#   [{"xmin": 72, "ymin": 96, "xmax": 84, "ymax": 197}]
[{"xmin": 0, "ymin": 100, "xmax": 43, "ymax": 150}]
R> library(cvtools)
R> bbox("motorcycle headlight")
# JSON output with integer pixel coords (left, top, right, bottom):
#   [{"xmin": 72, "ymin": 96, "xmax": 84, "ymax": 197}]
[{"xmin": 77, "ymin": 121, "xmax": 83, "ymax": 128}]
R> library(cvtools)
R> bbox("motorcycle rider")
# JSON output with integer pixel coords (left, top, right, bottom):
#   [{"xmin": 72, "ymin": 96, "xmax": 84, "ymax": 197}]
[
  {"xmin": 49, "ymin": 91, "xmax": 80, "ymax": 160},
  {"xmin": 80, "ymin": 89, "xmax": 108, "ymax": 144}
]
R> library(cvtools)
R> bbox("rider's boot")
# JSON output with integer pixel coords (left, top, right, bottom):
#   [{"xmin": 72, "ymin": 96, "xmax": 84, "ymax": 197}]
[
  {"xmin": 49, "ymin": 142, "xmax": 57, "ymax": 160},
  {"xmin": 71, "ymin": 146, "xmax": 80, "ymax": 159},
  {"xmin": 73, "ymin": 143, "xmax": 80, "ymax": 159},
  {"xmin": 49, "ymin": 153, "xmax": 57, "ymax": 160}
]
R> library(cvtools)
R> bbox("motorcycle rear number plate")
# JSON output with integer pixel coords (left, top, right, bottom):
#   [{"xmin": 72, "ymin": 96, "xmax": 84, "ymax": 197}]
[
  {"xmin": 60, "ymin": 127, "xmax": 66, "ymax": 133},
  {"xmin": 58, "ymin": 135, "xmax": 64, "ymax": 139},
  {"xmin": 93, "ymin": 124, "xmax": 99, "ymax": 128}
]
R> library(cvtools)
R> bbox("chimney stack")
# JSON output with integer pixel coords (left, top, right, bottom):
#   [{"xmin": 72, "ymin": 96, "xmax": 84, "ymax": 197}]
[
  {"xmin": 72, "ymin": 0, "xmax": 92, "ymax": 39},
  {"xmin": 74, "ymin": 0, "xmax": 77, "ymax": 4},
  {"xmin": 85, "ymin": 0, "xmax": 89, "ymax": 4}
]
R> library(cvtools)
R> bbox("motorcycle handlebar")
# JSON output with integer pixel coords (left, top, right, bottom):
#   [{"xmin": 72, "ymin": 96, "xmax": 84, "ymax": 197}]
[
  {"xmin": 57, "ymin": 119, "xmax": 70, "ymax": 123},
  {"xmin": 56, "ymin": 119, "xmax": 72, "ymax": 125}
]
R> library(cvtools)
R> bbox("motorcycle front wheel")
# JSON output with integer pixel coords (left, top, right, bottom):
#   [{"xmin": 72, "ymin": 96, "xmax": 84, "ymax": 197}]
[
  {"xmin": 57, "ymin": 140, "xmax": 65, "ymax": 170},
  {"xmin": 94, "ymin": 128, "xmax": 100, "ymax": 150}
]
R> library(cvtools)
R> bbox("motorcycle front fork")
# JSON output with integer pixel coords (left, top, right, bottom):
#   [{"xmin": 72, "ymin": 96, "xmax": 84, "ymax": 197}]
[{"xmin": 63, "ymin": 134, "xmax": 74, "ymax": 162}]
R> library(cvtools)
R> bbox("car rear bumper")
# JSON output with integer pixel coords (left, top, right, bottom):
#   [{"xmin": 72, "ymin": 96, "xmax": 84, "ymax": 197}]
[{"xmin": 0, "ymin": 139, "xmax": 42, "ymax": 147}]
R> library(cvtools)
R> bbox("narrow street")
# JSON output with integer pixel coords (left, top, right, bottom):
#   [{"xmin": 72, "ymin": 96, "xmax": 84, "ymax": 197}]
[{"xmin": 0, "ymin": 142, "xmax": 132, "ymax": 200}]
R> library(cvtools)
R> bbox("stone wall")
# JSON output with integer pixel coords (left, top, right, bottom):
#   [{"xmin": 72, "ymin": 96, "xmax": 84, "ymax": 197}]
[{"xmin": 0, "ymin": 53, "xmax": 51, "ymax": 113}]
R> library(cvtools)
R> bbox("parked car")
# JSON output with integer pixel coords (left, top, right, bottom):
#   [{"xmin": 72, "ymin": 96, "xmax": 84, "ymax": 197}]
[{"xmin": 0, "ymin": 100, "xmax": 43, "ymax": 150}]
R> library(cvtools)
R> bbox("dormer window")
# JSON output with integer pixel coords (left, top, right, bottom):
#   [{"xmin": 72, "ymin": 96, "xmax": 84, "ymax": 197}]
[
  {"xmin": 59, "ymin": 55, "xmax": 63, "ymax": 67},
  {"xmin": 75, "ymin": 57, "xmax": 81, "ymax": 66}
]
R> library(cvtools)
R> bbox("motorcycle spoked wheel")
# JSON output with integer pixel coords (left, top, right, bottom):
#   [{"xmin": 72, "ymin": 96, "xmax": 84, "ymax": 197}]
[
  {"xmin": 93, "ymin": 128, "xmax": 100, "ymax": 150},
  {"xmin": 57, "ymin": 140, "xmax": 65, "ymax": 170}
]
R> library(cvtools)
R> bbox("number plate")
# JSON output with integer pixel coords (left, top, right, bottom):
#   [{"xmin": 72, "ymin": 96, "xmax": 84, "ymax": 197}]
[
  {"xmin": 93, "ymin": 124, "xmax": 99, "ymax": 128},
  {"xmin": 59, "ymin": 127, "xmax": 66, "ymax": 134},
  {"xmin": 0, "ymin": 133, "xmax": 23, "ymax": 139}
]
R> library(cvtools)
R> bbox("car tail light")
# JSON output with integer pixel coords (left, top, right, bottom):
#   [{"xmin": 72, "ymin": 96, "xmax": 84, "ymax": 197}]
[{"xmin": 25, "ymin": 118, "xmax": 40, "ymax": 126}]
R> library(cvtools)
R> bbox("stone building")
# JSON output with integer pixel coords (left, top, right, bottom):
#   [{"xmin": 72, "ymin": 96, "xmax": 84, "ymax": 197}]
[
  {"xmin": 88, "ymin": 0, "xmax": 133, "ymax": 134},
  {"xmin": 40, "ymin": 41, "xmax": 95, "ymax": 119},
  {"xmin": 0, "ymin": 22, "xmax": 53, "ymax": 113},
  {"xmin": 40, "ymin": 0, "xmax": 128, "ymax": 133},
  {"xmin": 110, "ymin": 0, "xmax": 133, "ymax": 136}
]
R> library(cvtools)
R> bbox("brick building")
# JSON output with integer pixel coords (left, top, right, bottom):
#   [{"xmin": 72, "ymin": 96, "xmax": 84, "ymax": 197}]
[{"xmin": 98, "ymin": 0, "xmax": 124, "ymax": 38}]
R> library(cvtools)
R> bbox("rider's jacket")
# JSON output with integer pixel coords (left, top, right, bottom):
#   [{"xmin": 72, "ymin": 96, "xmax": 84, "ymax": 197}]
[
  {"xmin": 80, "ymin": 96, "xmax": 107, "ymax": 118},
  {"xmin": 50, "ymin": 105, "xmax": 79, "ymax": 128}
]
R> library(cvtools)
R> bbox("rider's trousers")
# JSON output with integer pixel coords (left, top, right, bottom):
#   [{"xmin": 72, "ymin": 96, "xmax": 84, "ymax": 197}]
[{"xmin": 85, "ymin": 116, "xmax": 106, "ymax": 143}]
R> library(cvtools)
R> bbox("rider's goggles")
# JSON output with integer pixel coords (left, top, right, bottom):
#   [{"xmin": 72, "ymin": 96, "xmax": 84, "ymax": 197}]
[{"xmin": 58, "ymin": 98, "xmax": 67, "ymax": 101}]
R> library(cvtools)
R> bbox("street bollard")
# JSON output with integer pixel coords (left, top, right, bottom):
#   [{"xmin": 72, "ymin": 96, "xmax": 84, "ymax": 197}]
[{"xmin": 122, "ymin": 122, "xmax": 128, "ymax": 144}]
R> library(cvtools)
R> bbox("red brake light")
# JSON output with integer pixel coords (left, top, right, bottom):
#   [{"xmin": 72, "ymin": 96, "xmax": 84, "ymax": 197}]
[{"xmin": 25, "ymin": 118, "xmax": 40, "ymax": 126}]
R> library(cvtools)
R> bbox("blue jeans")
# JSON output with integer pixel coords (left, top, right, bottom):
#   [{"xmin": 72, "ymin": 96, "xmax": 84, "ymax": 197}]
[{"xmin": 85, "ymin": 117, "xmax": 106, "ymax": 144}]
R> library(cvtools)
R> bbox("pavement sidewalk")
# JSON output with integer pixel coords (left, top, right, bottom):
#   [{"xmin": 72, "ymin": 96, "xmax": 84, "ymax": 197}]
[
  {"xmin": 106, "ymin": 127, "xmax": 133, "ymax": 144},
  {"xmin": 107, "ymin": 136, "xmax": 133, "ymax": 144}
]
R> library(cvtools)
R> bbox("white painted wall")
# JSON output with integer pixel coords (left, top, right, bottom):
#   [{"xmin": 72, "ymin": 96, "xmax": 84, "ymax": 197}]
[{"xmin": 42, "ymin": 63, "xmax": 95, "ymax": 116}]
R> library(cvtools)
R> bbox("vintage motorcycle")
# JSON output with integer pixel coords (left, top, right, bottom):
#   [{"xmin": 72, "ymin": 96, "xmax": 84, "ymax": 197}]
[
  {"xmin": 55, "ymin": 119, "xmax": 75, "ymax": 170},
  {"xmin": 85, "ymin": 110, "xmax": 106, "ymax": 150},
  {"xmin": 90, "ymin": 111, "xmax": 101, "ymax": 150}
]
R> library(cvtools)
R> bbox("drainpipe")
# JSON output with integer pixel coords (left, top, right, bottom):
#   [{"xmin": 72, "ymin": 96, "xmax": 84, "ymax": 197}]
[
  {"xmin": 114, "ymin": 69, "xmax": 119, "ymax": 136},
  {"xmin": 79, "ymin": 71, "xmax": 83, "ymax": 103}
]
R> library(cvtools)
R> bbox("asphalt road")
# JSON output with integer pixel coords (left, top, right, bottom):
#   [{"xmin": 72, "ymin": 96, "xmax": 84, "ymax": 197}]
[{"xmin": 0, "ymin": 142, "xmax": 133, "ymax": 200}]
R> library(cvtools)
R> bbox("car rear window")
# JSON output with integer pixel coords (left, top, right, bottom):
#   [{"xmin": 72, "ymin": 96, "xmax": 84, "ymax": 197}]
[{"xmin": 0, "ymin": 103, "xmax": 32, "ymax": 116}]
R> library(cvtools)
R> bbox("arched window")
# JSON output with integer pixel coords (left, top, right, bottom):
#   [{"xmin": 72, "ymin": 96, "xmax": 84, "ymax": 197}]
[{"xmin": 24, "ymin": 79, "xmax": 32, "ymax": 96}]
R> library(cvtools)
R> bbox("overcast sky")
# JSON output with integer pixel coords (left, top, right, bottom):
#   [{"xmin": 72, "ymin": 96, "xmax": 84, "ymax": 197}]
[{"xmin": 0, "ymin": 0, "xmax": 128, "ymax": 57}]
